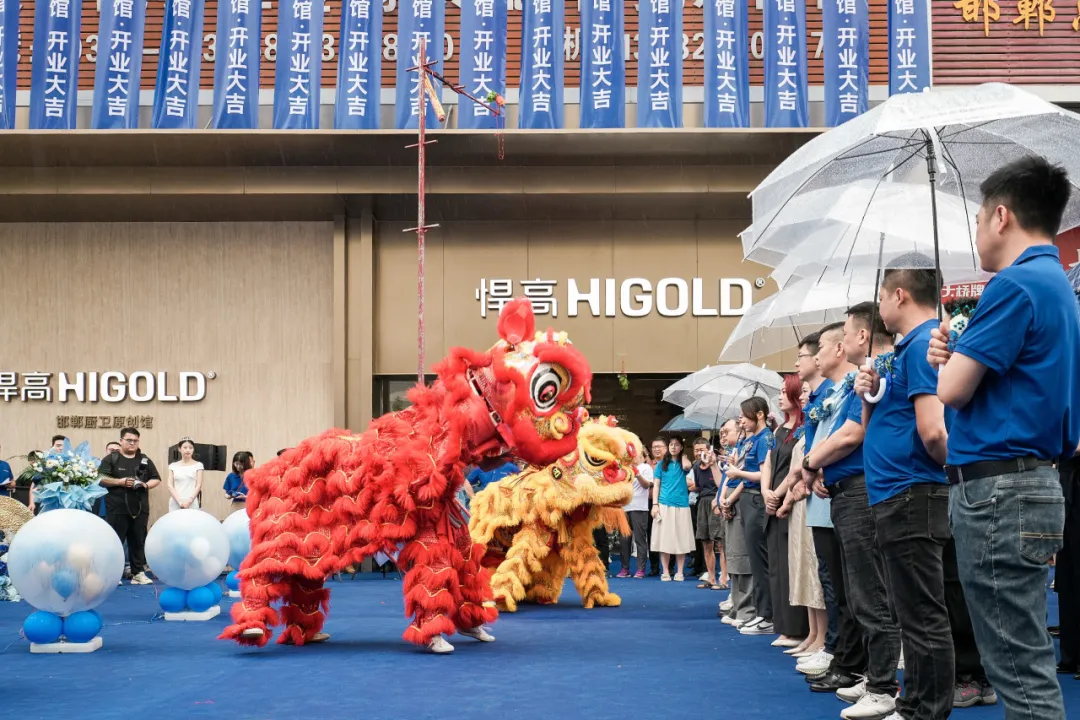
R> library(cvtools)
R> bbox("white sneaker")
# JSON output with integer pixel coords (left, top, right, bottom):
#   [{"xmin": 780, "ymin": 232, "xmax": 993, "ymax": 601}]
[
  {"xmin": 840, "ymin": 692, "xmax": 896, "ymax": 720},
  {"xmin": 700, "ymin": 572, "xmax": 710, "ymax": 581},
  {"xmin": 719, "ymin": 599, "xmax": 733, "ymax": 612},
  {"xmin": 428, "ymin": 636, "xmax": 455, "ymax": 654},
  {"xmin": 797, "ymin": 650, "xmax": 834, "ymax": 676},
  {"xmin": 458, "ymin": 626, "xmax": 495, "ymax": 642},
  {"xmin": 740, "ymin": 621, "xmax": 775, "ymax": 635},
  {"xmin": 741, "ymin": 616, "xmax": 764, "ymax": 630},
  {"xmin": 797, "ymin": 648, "xmax": 826, "ymax": 665},
  {"xmin": 131, "ymin": 572, "xmax": 152, "ymax": 585},
  {"xmin": 720, "ymin": 616, "xmax": 737, "ymax": 625},
  {"xmin": 836, "ymin": 678, "xmax": 868, "ymax": 704},
  {"xmin": 880, "ymin": 714, "xmax": 903, "ymax": 720}
]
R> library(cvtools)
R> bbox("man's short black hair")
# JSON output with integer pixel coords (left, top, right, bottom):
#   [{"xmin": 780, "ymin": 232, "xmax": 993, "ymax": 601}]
[
  {"xmin": 846, "ymin": 302, "xmax": 890, "ymax": 340},
  {"xmin": 120, "ymin": 427, "xmax": 140, "ymax": 439},
  {"xmin": 799, "ymin": 331, "xmax": 822, "ymax": 356},
  {"xmin": 818, "ymin": 322, "xmax": 846, "ymax": 346},
  {"xmin": 980, "ymin": 155, "xmax": 1071, "ymax": 239},
  {"xmin": 51, "ymin": 435, "xmax": 67, "ymax": 445}
]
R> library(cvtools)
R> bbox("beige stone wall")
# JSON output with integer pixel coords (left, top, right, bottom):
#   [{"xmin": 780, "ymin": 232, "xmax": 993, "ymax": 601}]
[{"xmin": 0, "ymin": 222, "xmax": 336, "ymax": 525}]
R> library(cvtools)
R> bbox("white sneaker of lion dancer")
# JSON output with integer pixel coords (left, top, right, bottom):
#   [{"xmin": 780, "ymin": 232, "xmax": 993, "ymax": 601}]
[
  {"xmin": 428, "ymin": 636, "xmax": 455, "ymax": 654},
  {"xmin": 458, "ymin": 626, "xmax": 495, "ymax": 642}
]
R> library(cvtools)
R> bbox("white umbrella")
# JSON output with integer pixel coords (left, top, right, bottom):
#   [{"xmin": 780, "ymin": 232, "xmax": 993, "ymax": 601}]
[
  {"xmin": 663, "ymin": 364, "xmax": 784, "ymax": 413},
  {"xmin": 661, "ymin": 365, "xmax": 733, "ymax": 408},
  {"xmin": 748, "ymin": 83, "xmax": 1080, "ymax": 289},
  {"xmin": 682, "ymin": 384, "xmax": 783, "ymax": 430}
]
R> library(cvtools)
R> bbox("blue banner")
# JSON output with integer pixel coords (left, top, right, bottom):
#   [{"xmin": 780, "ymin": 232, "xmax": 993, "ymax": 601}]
[
  {"xmin": 395, "ymin": 0, "xmax": 445, "ymax": 129},
  {"xmin": 274, "ymin": 0, "xmax": 324, "ymax": 128},
  {"xmin": 335, "ymin": 0, "xmax": 382, "ymax": 128},
  {"xmin": 213, "ymin": 0, "xmax": 263, "ymax": 128},
  {"xmin": 637, "ymin": 0, "xmax": 682, "ymax": 128},
  {"xmin": 823, "ymin": 0, "xmax": 868, "ymax": 126},
  {"xmin": 518, "ymin": 0, "xmax": 563, "ymax": 129},
  {"xmin": 0, "ymin": 0, "xmax": 17, "ymax": 129},
  {"xmin": 763, "ymin": 0, "xmax": 808, "ymax": 128},
  {"xmin": 889, "ymin": 0, "xmax": 932, "ymax": 95},
  {"xmin": 29, "ymin": 0, "xmax": 81, "ymax": 129},
  {"xmin": 579, "ymin": 0, "xmax": 624, "ymax": 128},
  {"xmin": 458, "ymin": 0, "xmax": 506, "ymax": 130},
  {"xmin": 91, "ymin": 0, "xmax": 147, "ymax": 129},
  {"xmin": 703, "ymin": 0, "xmax": 748, "ymax": 128},
  {"xmin": 152, "ymin": 0, "xmax": 205, "ymax": 128}
]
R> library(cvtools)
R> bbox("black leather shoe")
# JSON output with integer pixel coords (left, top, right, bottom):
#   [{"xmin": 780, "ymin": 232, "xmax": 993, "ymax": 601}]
[
  {"xmin": 1049, "ymin": 625, "xmax": 1061, "ymax": 637},
  {"xmin": 1058, "ymin": 662, "xmax": 1078, "ymax": 674},
  {"xmin": 810, "ymin": 672, "xmax": 860, "ymax": 693},
  {"xmin": 804, "ymin": 671, "xmax": 828, "ymax": 683}
]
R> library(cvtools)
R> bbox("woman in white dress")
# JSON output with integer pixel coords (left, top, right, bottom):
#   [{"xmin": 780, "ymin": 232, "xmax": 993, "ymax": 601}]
[{"xmin": 167, "ymin": 438, "xmax": 204, "ymax": 512}]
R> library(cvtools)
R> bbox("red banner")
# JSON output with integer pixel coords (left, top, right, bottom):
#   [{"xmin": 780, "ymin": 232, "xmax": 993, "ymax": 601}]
[{"xmin": 941, "ymin": 228, "xmax": 1080, "ymax": 301}]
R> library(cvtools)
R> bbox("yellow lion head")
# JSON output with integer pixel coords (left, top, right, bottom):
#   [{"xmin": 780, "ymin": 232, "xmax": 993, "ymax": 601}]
[{"xmin": 561, "ymin": 416, "xmax": 639, "ymax": 509}]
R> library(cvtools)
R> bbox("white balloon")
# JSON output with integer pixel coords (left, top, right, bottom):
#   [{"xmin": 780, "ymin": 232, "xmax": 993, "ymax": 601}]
[
  {"xmin": 7, "ymin": 510, "xmax": 124, "ymax": 616},
  {"xmin": 144, "ymin": 510, "xmax": 229, "ymax": 590},
  {"xmin": 222, "ymin": 510, "xmax": 251, "ymax": 569}
]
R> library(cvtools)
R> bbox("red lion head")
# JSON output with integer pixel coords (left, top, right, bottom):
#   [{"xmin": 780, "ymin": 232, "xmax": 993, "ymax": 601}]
[{"xmin": 447, "ymin": 299, "xmax": 592, "ymax": 467}]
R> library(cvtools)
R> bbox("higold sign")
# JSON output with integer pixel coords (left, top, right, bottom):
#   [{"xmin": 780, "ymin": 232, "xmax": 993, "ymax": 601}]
[{"xmin": 0, "ymin": 372, "xmax": 215, "ymax": 403}]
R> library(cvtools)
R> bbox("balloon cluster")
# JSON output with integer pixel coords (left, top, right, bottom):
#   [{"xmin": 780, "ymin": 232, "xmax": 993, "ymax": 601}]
[
  {"xmin": 7, "ymin": 510, "xmax": 124, "ymax": 645},
  {"xmin": 221, "ymin": 510, "xmax": 251, "ymax": 592},
  {"xmin": 144, "ymin": 510, "xmax": 229, "ymax": 614}
]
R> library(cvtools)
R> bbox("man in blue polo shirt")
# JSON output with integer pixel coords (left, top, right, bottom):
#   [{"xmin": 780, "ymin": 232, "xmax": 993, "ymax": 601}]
[
  {"xmin": 857, "ymin": 259, "xmax": 994, "ymax": 718},
  {"xmin": 805, "ymin": 316, "xmax": 901, "ymax": 719},
  {"xmin": 928, "ymin": 156, "xmax": 1080, "ymax": 720}
]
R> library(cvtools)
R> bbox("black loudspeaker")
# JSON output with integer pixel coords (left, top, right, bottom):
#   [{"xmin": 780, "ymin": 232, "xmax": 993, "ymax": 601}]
[{"xmin": 167, "ymin": 443, "xmax": 228, "ymax": 472}]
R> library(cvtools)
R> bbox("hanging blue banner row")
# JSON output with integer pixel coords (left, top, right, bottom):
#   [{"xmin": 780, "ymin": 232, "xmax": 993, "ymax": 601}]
[{"xmin": 9, "ymin": 1, "xmax": 935, "ymax": 131}]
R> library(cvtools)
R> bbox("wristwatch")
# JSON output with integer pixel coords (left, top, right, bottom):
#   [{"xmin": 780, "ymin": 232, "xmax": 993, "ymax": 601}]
[{"xmin": 803, "ymin": 454, "xmax": 814, "ymax": 472}]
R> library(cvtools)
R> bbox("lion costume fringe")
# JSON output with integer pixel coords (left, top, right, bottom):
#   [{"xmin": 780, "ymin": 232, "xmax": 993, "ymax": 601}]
[
  {"xmin": 220, "ymin": 299, "xmax": 592, "ymax": 652},
  {"xmin": 469, "ymin": 417, "xmax": 641, "ymax": 611}
]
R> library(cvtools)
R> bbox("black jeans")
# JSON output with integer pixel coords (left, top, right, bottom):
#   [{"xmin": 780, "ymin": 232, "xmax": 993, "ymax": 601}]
[
  {"xmin": 593, "ymin": 526, "xmax": 610, "ymax": 568},
  {"xmin": 831, "ymin": 475, "xmax": 901, "ymax": 695},
  {"xmin": 1057, "ymin": 457, "xmax": 1080, "ymax": 668},
  {"xmin": 620, "ymin": 510, "xmax": 650, "ymax": 574},
  {"xmin": 741, "ymin": 490, "xmax": 772, "ymax": 622},
  {"xmin": 813, "ymin": 525, "xmax": 867, "ymax": 676},
  {"xmin": 105, "ymin": 509, "xmax": 149, "ymax": 575},
  {"xmin": 873, "ymin": 483, "xmax": 954, "ymax": 720}
]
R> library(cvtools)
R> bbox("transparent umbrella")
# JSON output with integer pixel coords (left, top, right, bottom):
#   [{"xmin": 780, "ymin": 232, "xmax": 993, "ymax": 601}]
[
  {"xmin": 663, "ymin": 363, "xmax": 785, "ymax": 409},
  {"xmin": 748, "ymin": 83, "xmax": 1080, "ymax": 299},
  {"xmin": 681, "ymin": 382, "xmax": 783, "ymax": 430}
]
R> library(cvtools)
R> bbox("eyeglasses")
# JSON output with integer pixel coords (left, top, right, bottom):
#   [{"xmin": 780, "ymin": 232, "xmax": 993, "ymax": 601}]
[
  {"xmin": 122, "ymin": 438, "xmax": 139, "ymax": 443},
  {"xmin": 796, "ymin": 353, "xmax": 813, "ymax": 360}
]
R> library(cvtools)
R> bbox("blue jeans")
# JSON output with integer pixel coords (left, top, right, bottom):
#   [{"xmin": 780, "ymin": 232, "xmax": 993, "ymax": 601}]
[{"xmin": 950, "ymin": 467, "xmax": 1066, "ymax": 720}]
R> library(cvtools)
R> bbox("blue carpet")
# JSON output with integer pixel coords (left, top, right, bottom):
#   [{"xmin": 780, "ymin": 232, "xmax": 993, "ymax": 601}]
[{"xmin": 1, "ymin": 569, "xmax": 1076, "ymax": 720}]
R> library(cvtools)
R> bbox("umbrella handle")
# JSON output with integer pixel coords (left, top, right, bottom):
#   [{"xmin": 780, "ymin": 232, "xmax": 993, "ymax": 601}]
[{"xmin": 862, "ymin": 355, "xmax": 887, "ymax": 404}]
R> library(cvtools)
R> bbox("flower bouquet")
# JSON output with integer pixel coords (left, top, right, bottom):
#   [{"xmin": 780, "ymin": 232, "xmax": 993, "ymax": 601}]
[
  {"xmin": 29, "ymin": 440, "xmax": 108, "ymax": 513},
  {"xmin": 945, "ymin": 299, "xmax": 979, "ymax": 353}
]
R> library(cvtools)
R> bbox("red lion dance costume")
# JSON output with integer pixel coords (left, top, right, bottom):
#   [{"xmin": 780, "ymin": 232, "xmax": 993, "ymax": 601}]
[{"xmin": 220, "ymin": 299, "xmax": 592, "ymax": 653}]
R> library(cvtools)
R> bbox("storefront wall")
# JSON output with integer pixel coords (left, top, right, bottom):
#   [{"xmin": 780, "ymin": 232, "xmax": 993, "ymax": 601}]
[{"xmin": 0, "ymin": 222, "xmax": 336, "ymax": 524}]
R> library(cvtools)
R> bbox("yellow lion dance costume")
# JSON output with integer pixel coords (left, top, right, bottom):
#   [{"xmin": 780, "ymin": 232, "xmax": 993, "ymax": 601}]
[{"xmin": 469, "ymin": 416, "xmax": 640, "ymax": 612}]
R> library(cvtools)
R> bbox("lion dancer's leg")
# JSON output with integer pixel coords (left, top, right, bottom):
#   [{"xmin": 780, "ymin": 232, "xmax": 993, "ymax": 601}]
[
  {"xmin": 278, "ymin": 576, "xmax": 331, "ymax": 645},
  {"xmin": 524, "ymin": 553, "xmax": 569, "ymax": 606},
  {"xmin": 398, "ymin": 523, "xmax": 463, "ymax": 653},
  {"xmin": 218, "ymin": 568, "xmax": 291, "ymax": 647},
  {"xmin": 450, "ymin": 522, "xmax": 498, "ymax": 644},
  {"xmin": 489, "ymin": 525, "xmax": 553, "ymax": 612},
  {"xmin": 562, "ymin": 524, "xmax": 621, "ymax": 609}
]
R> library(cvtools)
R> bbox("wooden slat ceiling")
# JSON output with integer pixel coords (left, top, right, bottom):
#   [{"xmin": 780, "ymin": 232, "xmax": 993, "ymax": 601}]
[{"xmin": 12, "ymin": 1, "xmax": 1078, "ymax": 92}]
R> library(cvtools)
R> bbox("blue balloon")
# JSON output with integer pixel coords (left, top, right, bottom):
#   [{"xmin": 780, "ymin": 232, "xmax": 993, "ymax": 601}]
[
  {"xmin": 159, "ymin": 587, "xmax": 188, "ymax": 613},
  {"xmin": 204, "ymin": 581, "xmax": 223, "ymax": 604},
  {"xmin": 225, "ymin": 571, "xmax": 240, "ymax": 591},
  {"xmin": 23, "ymin": 611, "xmax": 63, "ymax": 644},
  {"xmin": 62, "ymin": 610, "xmax": 104, "ymax": 643},
  {"xmin": 186, "ymin": 586, "xmax": 215, "ymax": 613},
  {"xmin": 50, "ymin": 568, "xmax": 78, "ymax": 600}
]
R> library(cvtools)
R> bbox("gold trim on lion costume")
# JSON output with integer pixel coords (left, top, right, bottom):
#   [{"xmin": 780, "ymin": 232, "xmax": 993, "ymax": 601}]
[{"xmin": 469, "ymin": 416, "xmax": 640, "ymax": 612}]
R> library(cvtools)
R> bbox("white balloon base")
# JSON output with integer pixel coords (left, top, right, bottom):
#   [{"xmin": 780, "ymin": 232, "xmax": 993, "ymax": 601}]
[
  {"xmin": 164, "ymin": 605, "xmax": 221, "ymax": 622},
  {"xmin": 226, "ymin": 590, "xmax": 240, "ymax": 598},
  {"xmin": 31, "ymin": 636, "xmax": 103, "ymax": 654}
]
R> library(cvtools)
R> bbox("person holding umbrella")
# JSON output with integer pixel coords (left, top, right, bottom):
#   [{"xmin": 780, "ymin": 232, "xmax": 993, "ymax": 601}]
[{"xmin": 928, "ymin": 156, "xmax": 1080, "ymax": 720}]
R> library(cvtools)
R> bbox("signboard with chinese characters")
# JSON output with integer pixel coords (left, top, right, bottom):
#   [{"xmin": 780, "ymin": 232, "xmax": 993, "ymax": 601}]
[
  {"xmin": 56, "ymin": 414, "xmax": 155, "ymax": 430},
  {"xmin": 475, "ymin": 277, "xmax": 755, "ymax": 319},
  {"xmin": 0, "ymin": 371, "xmax": 214, "ymax": 403}
]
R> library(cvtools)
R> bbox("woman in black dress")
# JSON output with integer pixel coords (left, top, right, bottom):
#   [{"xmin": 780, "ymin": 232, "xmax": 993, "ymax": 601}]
[{"xmin": 763, "ymin": 375, "xmax": 810, "ymax": 646}]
